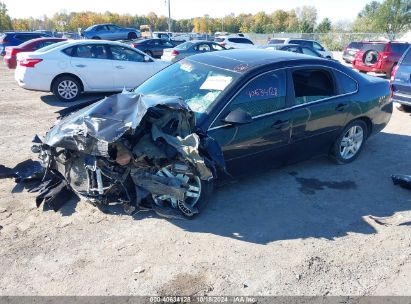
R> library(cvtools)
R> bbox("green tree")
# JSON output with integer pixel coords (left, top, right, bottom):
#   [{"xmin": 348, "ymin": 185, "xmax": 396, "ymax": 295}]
[
  {"xmin": 0, "ymin": 1, "xmax": 12, "ymax": 31},
  {"xmin": 316, "ymin": 18, "xmax": 332, "ymax": 33}
]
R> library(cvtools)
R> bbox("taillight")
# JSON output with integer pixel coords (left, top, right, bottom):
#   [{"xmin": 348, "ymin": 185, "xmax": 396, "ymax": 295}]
[
  {"xmin": 391, "ymin": 64, "xmax": 399, "ymax": 81},
  {"xmin": 132, "ymin": 43, "xmax": 141, "ymax": 47},
  {"xmin": 220, "ymin": 42, "xmax": 226, "ymax": 47},
  {"xmin": 7, "ymin": 48, "xmax": 19, "ymax": 56},
  {"xmin": 19, "ymin": 58, "xmax": 43, "ymax": 68},
  {"xmin": 0, "ymin": 37, "xmax": 9, "ymax": 44},
  {"xmin": 171, "ymin": 50, "xmax": 179, "ymax": 56}
]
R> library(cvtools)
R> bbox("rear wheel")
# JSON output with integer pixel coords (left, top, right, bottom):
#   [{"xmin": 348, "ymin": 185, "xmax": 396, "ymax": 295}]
[
  {"xmin": 128, "ymin": 32, "xmax": 137, "ymax": 40},
  {"xmin": 52, "ymin": 75, "xmax": 81, "ymax": 102},
  {"xmin": 397, "ymin": 104, "xmax": 411, "ymax": 112},
  {"xmin": 331, "ymin": 120, "xmax": 368, "ymax": 164}
]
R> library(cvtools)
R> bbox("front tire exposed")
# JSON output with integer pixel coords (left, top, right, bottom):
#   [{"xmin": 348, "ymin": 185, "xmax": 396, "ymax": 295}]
[
  {"xmin": 52, "ymin": 75, "xmax": 81, "ymax": 102},
  {"xmin": 331, "ymin": 120, "xmax": 368, "ymax": 164}
]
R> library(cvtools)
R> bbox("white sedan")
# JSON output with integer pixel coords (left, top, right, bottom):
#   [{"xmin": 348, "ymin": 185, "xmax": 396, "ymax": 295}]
[{"xmin": 15, "ymin": 40, "xmax": 170, "ymax": 101}]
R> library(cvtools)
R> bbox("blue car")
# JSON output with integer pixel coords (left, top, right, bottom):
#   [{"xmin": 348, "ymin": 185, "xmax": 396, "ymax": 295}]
[
  {"xmin": 391, "ymin": 46, "xmax": 411, "ymax": 111},
  {"xmin": 0, "ymin": 32, "xmax": 50, "ymax": 56},
  {"xmin": 81, "ymin": 24, "xmax": 141, "ymax": 41}
]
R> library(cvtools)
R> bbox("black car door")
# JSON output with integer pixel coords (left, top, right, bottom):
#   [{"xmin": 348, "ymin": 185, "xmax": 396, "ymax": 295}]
[
  {"xmin": 207, "ymin": 69, "xmax": 294, "ymax": 175},
  {"xmin": 285, "ymin": 66, "xmax": 355, "ymax": 163}
]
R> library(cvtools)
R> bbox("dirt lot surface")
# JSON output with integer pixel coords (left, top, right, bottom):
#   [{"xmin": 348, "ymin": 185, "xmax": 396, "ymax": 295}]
[{"xmin": 1, "ymin": 61, "xmax": 411, "ymax": 296}]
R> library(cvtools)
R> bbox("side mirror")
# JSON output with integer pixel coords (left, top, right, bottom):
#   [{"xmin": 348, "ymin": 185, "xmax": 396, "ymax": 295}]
[
  {"xmin": 222, "ymin": 108, "xmax": 253, "ymax": 125},
  {"xmin": 144, "ymin": 55, "xmax": 151, "ymax": 62}
]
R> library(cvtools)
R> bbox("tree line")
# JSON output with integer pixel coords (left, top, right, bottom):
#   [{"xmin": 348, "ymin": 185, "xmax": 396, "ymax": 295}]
[{"xmin": 0, "ymin": 0, "xmax": 409, "ymax": 36}]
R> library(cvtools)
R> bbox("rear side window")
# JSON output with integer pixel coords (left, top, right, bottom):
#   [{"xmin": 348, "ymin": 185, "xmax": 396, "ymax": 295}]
[
  {"xmin": 74, "ymin": 44, "xmax": 108, "ymax": 59},
  {"xmin": 62, "ymin": 46, "xmax": 75, "ymax": 56},
  {"xmin": 401, "ymin": 47, "xmax": 411, "ymax": 64},
  {"xmin": 334, "ymin": 70, "xmax": 358, "ymax": 94},
  {"xmin": 228, "ymin": 70, "xmax": 286, "ymax": 117},
  {"xmin": 110, "ymin": 45, "xmax": 144, "ymax": 62},
  {"xmin": 292, "ymin": 69, "xmax": 335, "ymax": 105},
  {"xmin": 14, "ymin": 34, "xmax": 41, "ymax": 42},
  {"xmin": 301, "ymin": 47, "xmax": 319, "ymax": 57},
  {"xmin": 390, "ymin": 43, "xmax": 410, "ymax": 54}
]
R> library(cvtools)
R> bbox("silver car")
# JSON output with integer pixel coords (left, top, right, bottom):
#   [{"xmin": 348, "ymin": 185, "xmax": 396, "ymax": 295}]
[
  {"xmin": 161, "ymin": 40, "xmax": 226, "ymax": 62},
  {"xmin": 82, "ymin": 24, "xmax": 141, "ymax": 41}
]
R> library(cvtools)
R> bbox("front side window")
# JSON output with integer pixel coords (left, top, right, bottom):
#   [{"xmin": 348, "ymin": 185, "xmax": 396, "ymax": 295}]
[
  {"xmin": 135, "ymin": 59, "xmax": 239, "ymax": 121},
  {"xmin": 110, "ymin": 45, "xmax": 144, "ymax": 62},
  {"xmin": 301, "ymin": 47, "xmax": 319, "ymax": 57},
  {"xmin": 226, "ymin": 70, "xmax": 287, "ymax": 117},
  {"xmin": 402, "ymin": 47, "xmax": 411, "ymax": 64},
  {"xmin": 74, "ymin": 44, "xmax": 108, "ymax": 59},
  {"xmin": 292, "ymin": 69, "xmax": 335, "ymax": 105},
  {"xmin": 284, "ymin": 46, "xmax": 299, "ymax": 53}
]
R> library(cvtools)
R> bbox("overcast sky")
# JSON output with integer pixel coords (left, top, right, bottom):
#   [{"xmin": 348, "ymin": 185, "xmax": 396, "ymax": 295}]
[{"xmin": 3, "ymin": 0, "xmax": 381, "ymax": 22}]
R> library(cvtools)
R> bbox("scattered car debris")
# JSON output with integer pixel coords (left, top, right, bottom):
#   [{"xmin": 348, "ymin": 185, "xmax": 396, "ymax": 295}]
[
  {"xmin": 392, "ymin": 174, "xmax": 411, "ymax": 190},
  {"xmin": 0, "ymin": 159, "xmax": 44, "ymax": 182},
  {"xmin": 27, "ymin": 90, "xmax": 224, "ymax": 218}
]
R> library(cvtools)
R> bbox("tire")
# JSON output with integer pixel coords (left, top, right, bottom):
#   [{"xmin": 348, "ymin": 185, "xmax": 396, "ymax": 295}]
[
  {"xmin": 359, "ymin": 70, "xmax": 367, "ymax": 74},
  {"xmin": 397, "ymin": 104, "xmax": 411, "ymax": 112},
  {"xmin": 363, "ymin": 49, "xmax": 378, "ymax": 66},
  {"xmin": 128, "ymin": 32, "xmax": 137, "ymax": 40},
  {"xmin": 92, "ymin": 36, "xmax": 101, "ymax": 40},
  {"xmin": 151, "ymin": 163, "xmax": 214, "ymax": 218},
  {"xmin": 52, "ymin": 75, "xmax": 82, "ymax": 102},
  {"xmin": 331, "ymin": 120, "xmax": 368, "ymax": 164}
]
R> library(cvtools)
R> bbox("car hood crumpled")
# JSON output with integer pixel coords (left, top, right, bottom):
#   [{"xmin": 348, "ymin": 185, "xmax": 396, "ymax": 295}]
[{"xmin": 44, "ymin": 91, "xmax": 195, "ymax": 157}]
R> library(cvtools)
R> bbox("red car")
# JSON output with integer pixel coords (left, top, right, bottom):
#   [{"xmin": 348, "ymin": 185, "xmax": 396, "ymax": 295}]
[
  {"xmin": 3, "ymin": 37, "xmax": 66, "ymax": 69},
  {"xmin": 352, "ymin": 41, "xmax": 409, "ymax": 78}
]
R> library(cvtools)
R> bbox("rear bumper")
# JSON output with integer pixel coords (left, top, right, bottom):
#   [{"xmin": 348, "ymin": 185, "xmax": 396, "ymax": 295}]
[
  {"xmin": 342, "ymin": 53, "xmax": 355, "ymax": 63},
  {"xmin": 392, "ymin": 91, "xmax": 411, "ymax": 106},
  {"xmin": 15, "ymin": 67, "xmax": 52, "ymax": 92},
  {"xmin": 3, "ymin": 56, "xmax": 16, "ymax": 69},
  {"xmin": 353, "ymin": 61, "xmax": 390, "ymax": 74}
]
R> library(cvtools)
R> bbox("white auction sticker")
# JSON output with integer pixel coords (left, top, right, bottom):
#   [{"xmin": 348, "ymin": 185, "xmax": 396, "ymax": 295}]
[{"xmin": 200, "ymin": 75, "xmax": 232, "ymax": 91}]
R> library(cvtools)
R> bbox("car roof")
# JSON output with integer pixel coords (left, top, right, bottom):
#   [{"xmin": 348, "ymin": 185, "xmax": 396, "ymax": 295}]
[
  {"xmin": 4, "ymin": 32, "xmax": 49, "ymax": 35},
  {"xmin": 187, "ymin": 49, "xmax": 326, "ymax": 73}
]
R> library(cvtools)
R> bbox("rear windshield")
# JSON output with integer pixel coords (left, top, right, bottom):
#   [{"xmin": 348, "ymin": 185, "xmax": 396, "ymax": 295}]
[
  {"xmin": 361, "ymin": 43, "xmax": 386, "ymax": 52},
  {"xmin": 175, "ymin": 41, "xmax": 194, "ymax": 50},
  {"xmin": 402, "ymin": 47, "xmax": 411, "ymax": 64},
  {"xmin": 228, "ymin": 38, "xmax": 253, "ymax": 44},
  {"xmin": 35, "ymin": 41, "xmax": 69, "ymax": 52},
  {"xmin": 269, "ymin": 39, "xmax": 285, "ymax": 44},
  {"xmin": 348, "ymin": 42, "xmax": 362, "ymax": 49}
]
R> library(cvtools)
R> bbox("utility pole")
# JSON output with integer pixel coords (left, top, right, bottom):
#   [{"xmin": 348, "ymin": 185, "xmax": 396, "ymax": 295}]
[{"xmin": 167, "ymin": 0, "xmax": 171, "ymax": 33}]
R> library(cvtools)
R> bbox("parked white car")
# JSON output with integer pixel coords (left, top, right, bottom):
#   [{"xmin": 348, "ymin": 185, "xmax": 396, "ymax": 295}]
[
  {"xmin": 268, "ymin": 38, "xmax": 333, "ymax": 58},
  {"xmin": 15, "ymin": 40, "xmax": 169, "ymax": 101},
  {"xmin": 214, "ymin": 35, "xmax": 255, "ymax": 49}
]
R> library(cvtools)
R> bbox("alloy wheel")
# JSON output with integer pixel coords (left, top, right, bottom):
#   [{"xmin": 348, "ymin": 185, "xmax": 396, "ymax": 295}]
[
  {"xmin": 57, "ymin": 80, "xmax": 79, "ymax": 100},
  {"xmin": 340, "ymin": 125, "xmax": 364, "ymax": 160}
]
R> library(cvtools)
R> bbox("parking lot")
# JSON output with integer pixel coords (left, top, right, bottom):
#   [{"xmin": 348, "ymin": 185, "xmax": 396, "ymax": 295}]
[{"xmin": 1, "ymin": 55, "xmax": 411, "ymax": 296}]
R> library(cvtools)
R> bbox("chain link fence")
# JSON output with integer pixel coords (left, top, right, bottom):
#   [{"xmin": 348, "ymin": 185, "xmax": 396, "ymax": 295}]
[{"xmin": 246, "ymin": 32, "xmax": 407, "ymax": 51}]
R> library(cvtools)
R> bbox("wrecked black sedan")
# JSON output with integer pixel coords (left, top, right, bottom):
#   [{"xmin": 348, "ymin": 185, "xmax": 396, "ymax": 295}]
[{"xmin": 32, "ymin": 50, "xmax": 392, "ymax": 217}]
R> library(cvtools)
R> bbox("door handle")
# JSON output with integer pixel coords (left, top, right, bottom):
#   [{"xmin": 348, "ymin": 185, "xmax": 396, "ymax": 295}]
[
  {"xmin": 75, "ymin": 64, "xmax": 86, "ymax": 68},
  {"xmin": 272, "ymin": 120, "xmax": 290, "ymax": 130},
  {"xmin": 335, "ymin": 103, "xmax": 348, "ymax": 111},
  {"xmin": 115, "ymin": 65, "xmax": 125, "ymax": 69}
]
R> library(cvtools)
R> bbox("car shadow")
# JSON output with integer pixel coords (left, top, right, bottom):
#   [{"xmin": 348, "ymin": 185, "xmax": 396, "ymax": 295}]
[
  {"xmin": 168, "ymin": 131, "xmax": 411, "ymax": 244},
  {"xmin": 40, "ymin": 92, "xmax": 112, "ymax": 108}
]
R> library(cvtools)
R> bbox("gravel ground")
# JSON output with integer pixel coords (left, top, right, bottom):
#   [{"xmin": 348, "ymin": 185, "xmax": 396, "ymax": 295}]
[{"xmin": 1, "ymin": 58, "xmax": 411, "ymax": 296}]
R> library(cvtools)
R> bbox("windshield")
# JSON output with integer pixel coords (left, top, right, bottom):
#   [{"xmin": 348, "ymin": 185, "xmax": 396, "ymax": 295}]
[
  {"xmin": 135, "ymin": 59, "xmax": 239, "ymax": 122},
  {"xmin": 214, "ymin": 38, "xmax": 225, "ymax": 42},
  {"xmin": 35, "ymin": 41, "xmax": 69, "ymax": 53},
  {"xmin": 175, "ymin": 41, "xmax": 194, "ymax": 50},
  {"xmin": 85, "ymin": 25, "xmax": 95, "ymax": 31}
]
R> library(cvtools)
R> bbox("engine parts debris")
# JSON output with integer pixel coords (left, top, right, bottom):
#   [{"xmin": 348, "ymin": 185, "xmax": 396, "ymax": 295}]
[{"xmin": 28, "ymin": 91, "xmax": 224, "ymax": 218}]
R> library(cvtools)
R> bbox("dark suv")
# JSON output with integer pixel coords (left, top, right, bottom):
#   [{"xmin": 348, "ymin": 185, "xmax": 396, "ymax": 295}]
[
  {"xmin": 0, "ymin": 32, "xmax": 51, "ymax": 56},
  {"xmin": 391, "ymin": 45, "xmax": 411, "ymax": 111},
  {"xmin": 342, "ymin": 41, "xmax": 364, "ymax": 63},
  {"xmin": 353, "ymin": 41, "xmax": 410, "ymax": 78}
]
